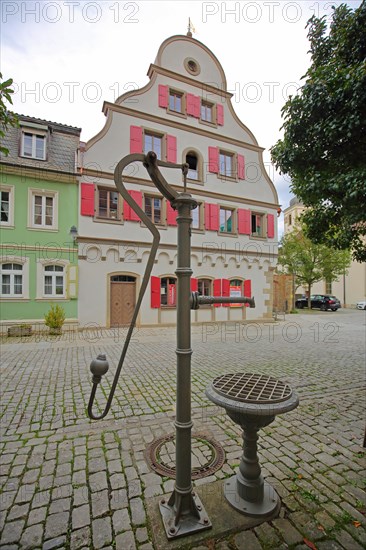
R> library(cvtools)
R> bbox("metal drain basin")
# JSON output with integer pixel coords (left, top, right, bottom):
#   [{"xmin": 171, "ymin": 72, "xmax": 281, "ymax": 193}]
[
  {"xmin": 212, "ymin": 372, "xmax": 293, "ymax": 404},
  {"xmin": 145, "ymin": 433, "xmax": 225, "ymax": 480}
]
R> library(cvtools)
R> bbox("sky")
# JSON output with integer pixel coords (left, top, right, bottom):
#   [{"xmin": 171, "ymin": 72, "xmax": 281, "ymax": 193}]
[{"xmin": 2, "ymin": 0, "xmax": 362, "ymax": 234}]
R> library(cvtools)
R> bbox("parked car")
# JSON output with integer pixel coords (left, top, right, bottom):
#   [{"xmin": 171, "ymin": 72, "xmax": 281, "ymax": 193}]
[
  {"xmin": 356, "ymin": 300, "xmax": 366, "ymax": 310},
  {"xmin": 295, "ymin": 295, "xmax": 341, "ymax": 311}
]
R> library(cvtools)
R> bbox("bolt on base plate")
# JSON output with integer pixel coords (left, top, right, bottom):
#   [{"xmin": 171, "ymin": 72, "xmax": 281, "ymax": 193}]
[
  {"xmin": 159, "ymin": 493, "xmax": 212, "ymax": 539},
  {"xmin": 224, "ymin": 476, "xmax": 280, "ymax": 518}
]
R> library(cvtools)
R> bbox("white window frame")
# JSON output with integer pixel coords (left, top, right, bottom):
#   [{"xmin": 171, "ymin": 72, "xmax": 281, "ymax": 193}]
[
  {"xmin": 143, "ymin": 131, "xmax": 164, "ymax": 160},
  {"xmin": 36, "ymin": 259, "xmax": 70, "ymax": 300},
  {"xmin": 21, "ymin": 130, "xmax": 47, "ymax": 160},
  {"xmin": 0, "ymin": 257, "xmax": 30, "ymax": 300},
  {"xmin": 28, "ymin": 188, "xmax": 58, "ymax": 231},
  {"xmin": 0, "ymin": 185, "xmax": 15, "ymax": 227}
]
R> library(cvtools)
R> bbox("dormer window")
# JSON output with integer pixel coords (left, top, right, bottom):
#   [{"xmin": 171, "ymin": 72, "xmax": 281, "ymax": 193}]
[
  {"xmin": 22, "ymin": 132, "xmax": 46, "ymax": 160},
  {"xmin": 20, "ymin": 122, "xmax": 48, "ymax": 160}
]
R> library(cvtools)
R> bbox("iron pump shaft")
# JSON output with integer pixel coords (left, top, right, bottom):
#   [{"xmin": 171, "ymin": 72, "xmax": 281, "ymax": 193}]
[{"xmin": 87, "ymin": 151, "xmax": 255, "ymax": 539}]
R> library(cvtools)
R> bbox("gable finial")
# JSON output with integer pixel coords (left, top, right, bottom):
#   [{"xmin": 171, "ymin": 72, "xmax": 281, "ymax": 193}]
[{"xmin": 187, "ymin": 17, "xmax": 196, "ymax": 37}]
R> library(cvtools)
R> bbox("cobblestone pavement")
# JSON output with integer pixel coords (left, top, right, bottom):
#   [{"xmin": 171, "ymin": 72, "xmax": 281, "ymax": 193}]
[{"xmin": 1, "ymin": 310, "xmax": 365, "ymax": 549}]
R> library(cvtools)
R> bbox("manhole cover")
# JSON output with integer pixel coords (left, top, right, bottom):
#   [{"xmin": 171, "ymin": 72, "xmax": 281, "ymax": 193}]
[
  {"xmin": 145, "ymin": 433, "xmax": 225, "ymax": 479},
  {"xmin": 212, "ymin": 373, "xmax": 293, "ymax": 404}
]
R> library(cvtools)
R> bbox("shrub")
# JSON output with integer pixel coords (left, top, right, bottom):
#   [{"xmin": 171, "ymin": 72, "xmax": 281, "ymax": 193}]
[{"xmin": 44, "ymin": 304, "xmax": 65, "ymax": 334}]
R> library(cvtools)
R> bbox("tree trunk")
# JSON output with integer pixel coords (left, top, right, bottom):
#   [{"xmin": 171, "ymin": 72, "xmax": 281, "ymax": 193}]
[{"xmin": 307, "ymin": 285, "xmax": 312, "ymax": 309}]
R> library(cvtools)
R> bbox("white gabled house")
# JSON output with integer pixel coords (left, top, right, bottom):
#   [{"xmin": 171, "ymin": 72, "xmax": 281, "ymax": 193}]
[{"xmin": 77, "ymin": 33, "xmax": 279, "ymax": 328}]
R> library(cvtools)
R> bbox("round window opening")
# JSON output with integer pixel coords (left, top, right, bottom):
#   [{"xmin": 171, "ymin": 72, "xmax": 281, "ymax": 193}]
[{"xmin": 184, "ymin": 57, "xmax": 201, "ymax": 76}]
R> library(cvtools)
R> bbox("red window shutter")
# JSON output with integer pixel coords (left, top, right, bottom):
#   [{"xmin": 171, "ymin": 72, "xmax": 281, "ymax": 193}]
[
  {"xmin": 130, "ymin": 126, "xmax": 143, "ymax": 154},
  {"xmin": 191, "ymin": 278, "xmax": 198, "ymax": 292},
  {"xmin": 237, "ymin": 154, "xmax": 245, "ymax": 180},
  {"xmin": 213, "ymin": 279, "xmax": 222, "ymax": 307},
  {"xmin": 158, "ymin": 85, "xmax": 168, "ymax": 108},
  {"xmin": 267, "ymin": 214, "xmax": 275, "ymax": 238},
  {"xmin": 205, "ymin": 203, "xmax": 219, "ymax": 231},
  {"xmin": 217, "ymin": 104, "xmax": 224, "ymax": 125},
  {"xmin": 166, "ymin": 135, "xmax": 177, "ymax": 163},
  {"xmin": 238, "ymin": 209, "xmax": 251, "ymax": 235},
  {"xmin": 151, "ymin": 276, "xmax": 161, "ymax": 308},
  {"xmin": 222, "ymin": 278, "xmax": 230, "ymax": 307},
  {"xmin": 80, "ymin": 183, "xmax": 95, "ymax": 216},
  {"xmin": 244, "ymin": 279, "xmax": 252, "ymax": 297},
  {"xmin": 167, "ymin": 202, "xmax": 177, "ymax": 226},
  {"xmin": 187, "ymin": 93, "xmax": 195, "ymax": 116},
  {"xmin": 194, "ymin": 96, "xmax": 201, "ymax": 118},
  {"xmin": 124, "ymin": 190, "xmax": 143, "ymax": 221},
  {"xmin": 208, "ymin": 146, "xmax": 219, "ymax": 173}
]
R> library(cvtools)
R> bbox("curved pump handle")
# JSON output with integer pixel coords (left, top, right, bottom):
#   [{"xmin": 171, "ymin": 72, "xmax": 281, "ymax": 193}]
[{"xmin": 87, "ymin": 152, "xmax": 187, "ymax": 420}]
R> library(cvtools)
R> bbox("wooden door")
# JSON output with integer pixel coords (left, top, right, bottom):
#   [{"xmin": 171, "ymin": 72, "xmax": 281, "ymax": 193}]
[{"xmin": 110, "ymin": 281, "xmax": 136, "ymax": 327}]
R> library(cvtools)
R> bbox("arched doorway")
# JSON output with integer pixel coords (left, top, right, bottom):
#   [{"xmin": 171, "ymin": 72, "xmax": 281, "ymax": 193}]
[{"xmin": 110, "ymin": 275, "xmax": 136, "ymax": 327}]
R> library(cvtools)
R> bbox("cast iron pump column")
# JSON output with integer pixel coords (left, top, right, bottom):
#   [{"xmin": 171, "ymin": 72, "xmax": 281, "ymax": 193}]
[{"xmin": 87, "ymin": 152, "xmax": 255, "ymax": 539}]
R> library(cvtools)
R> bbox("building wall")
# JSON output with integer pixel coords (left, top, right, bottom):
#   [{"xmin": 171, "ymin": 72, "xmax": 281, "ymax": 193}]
[
  {"xmin": 1, "ymin": 117, "xmax": 80, "ymax": 328},
  {"xmin": 78, "ymin": 34, "xmax": 279, "ymax": 327},
  {"xmin": 283, "ymin": 198, "xmax": 366, "ymax": 307}
]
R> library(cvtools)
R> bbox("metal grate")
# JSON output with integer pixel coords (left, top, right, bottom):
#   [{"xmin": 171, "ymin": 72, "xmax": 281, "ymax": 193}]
[{"xmin": 212, "ymin": 373, "xmax": 292, "ymax": 404}]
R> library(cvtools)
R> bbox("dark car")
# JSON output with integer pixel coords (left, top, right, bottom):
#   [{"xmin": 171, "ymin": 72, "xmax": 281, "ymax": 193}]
[{"xmin": 295, "ymin": 294, "xmax": 341, "ymax": 311}]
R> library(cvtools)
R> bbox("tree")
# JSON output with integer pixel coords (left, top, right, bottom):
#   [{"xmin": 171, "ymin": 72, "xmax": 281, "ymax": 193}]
[
  {"xmin": 271, "ymin": 2, "xmax": 366, "ymax": 262},
  {"xmin": 0, "ymin": 73, "xmax": 19, "ymax": 156},
  {"xmin": 278, "ymin": 228, "xmax": 351, "ymax": 309}
]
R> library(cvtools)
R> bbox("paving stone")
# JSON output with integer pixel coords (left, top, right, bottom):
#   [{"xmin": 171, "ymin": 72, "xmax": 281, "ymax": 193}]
[
  {"xmin": 135, "ymin": 527, "xmax": 148, "ymax": 543},
  {"xmin": 115, "ymin": 530, "xmax": 137, "ymax": 550},
  {"xmin": 42, "ymin": 535, "xmax": 67, "ymax": 549},
  {"xmin": 72, "ymin": 504, "xmax": 90, "ymax": 530},
  {"xmin": 272, "ymin": 518, "xmax": 303, "ymax": 545},
  {"xmin": 49, "ymin": 498, "xmax": 71, "ymax": 515},
  {"xmin": 92, "ymin": 517, "xmax": 112, "ymax": 549},
  {"xmin": 7, "ymin": 503, "xmax": 30, "ymax": 521},
  {"xmin": 70, "ymin": 526, "xmax": 91, "ymax": 550},
  {"xmin": 20, "ymin": 523, "xmax": 43, "ymax": 548},
  {"xmin": 130, "ymin": 497, "xmax": 146, "ymax": 526},
  {"xmin": 1, "ymin": 519, "xmax": 25, "ymax": 544},
  {"xmin": 91, "ymin": 490, "xmax": 109, "ymax": 518},
  {"xmin": 110, "ymin": 489, "xmax": 128, "ymax": 510},
  {"xmin": 336, "ymin": 529, "xmax": 364, "ymax": 550},
  {"xmin": 89, "ymin": 471, "xmax": 108, "ymax": 492},
  {"xmin": 28, "ymin": 506, "xmax": 47, "ymax": 525},
  {"xmin": 113, "ymin": 508, "xmax": 131, "ymax": 534},
  {"xmin": 254, "ymin": 522, "xmax": 281, "ymax": 548},
  {"xmin": 45, "ymin": 511, "xmax": 69, "ymax": 540},
  {"xmin": 234, "ymin": 530, "xmax": 263, "ymax": 549},
  {"xmin": 316, "ymin": 542, "xmax": 344, "ymax": 550}
]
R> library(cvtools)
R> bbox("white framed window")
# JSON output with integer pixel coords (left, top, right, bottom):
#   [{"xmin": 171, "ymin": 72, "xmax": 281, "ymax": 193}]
[
  {"xmin": 21, "ymin": 131, "xmax": 46, "ymax": 160},
  {"xmin": 219, "ymin": 151, "xmax": 235, "ymax": 178},
  {"xmin": 0, "ymin": 185, "xmax": 14, "ymax": 227},
  {"xmin": 169, "ymin": 90, "xmax": 184, "ymax": 114},
  {"xmin": 28, "ymin": 189, "xmax": 58, "ymax": 230},
  {"xmin": 201, "ymin": 101, "xmax": 214, "ymax": 123},
  {"xmin": 0, "ymin": 257, "xmax": 29, "ymax": 299},
  {"xmin": 219, "ymin": 207, "xmax": 235, "ymax": 234},
  {"xmin": 1, "ymin": 263, "xmax": 23, "ymax": 297},
  {"xmin": 161, "ymin": 277, "xmax": 177, "ymax": 307},
  {"xmin": 144, "ymin": 132, "xmax": 163, "ymax": 160},
  {"xmin": 44, "ymin": 265, "xmax": 65, "ymax": 297},
  {"xmin": 251, "ymin": 212, "xmax": 265, "ymax": 237},
  {"xmin": 192, "ymin": 202, "xmax": 203, "ymax": 230},
  {"xmin": 97, "ymin": 187, "xmax": 121, "ymax": 220},
  {"xmin": 144, "ymin": 194, "xmax": 163, "ymax": 224}
]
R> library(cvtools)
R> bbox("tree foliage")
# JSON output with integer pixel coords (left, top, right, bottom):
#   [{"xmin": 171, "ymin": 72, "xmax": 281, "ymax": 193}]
[
  {"xmin": 278, "ymin": 227, "xmax": 351, "ymax": 307},
  {"xmin": 0, "ymin": 73, "xmax": 18, "ymax": 156},
  {"xmin": 271, "ymin": 2, "xmax": 366, "ymax": 262}
]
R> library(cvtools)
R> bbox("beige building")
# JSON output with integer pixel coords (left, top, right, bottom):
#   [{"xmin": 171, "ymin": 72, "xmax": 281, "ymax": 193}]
[
  {"xmin": 77, "ymin": 34, "xmax": 280, "ymax": 328},
  {"xmin": 283, "ymin": 197, "xmax": 366, "ymax": 307}
]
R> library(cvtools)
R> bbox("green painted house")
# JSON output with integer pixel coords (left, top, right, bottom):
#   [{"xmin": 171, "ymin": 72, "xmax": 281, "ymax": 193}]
[{"xmin": 0, "ymin": 115, "xmax": 81, "ymax": 332}]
